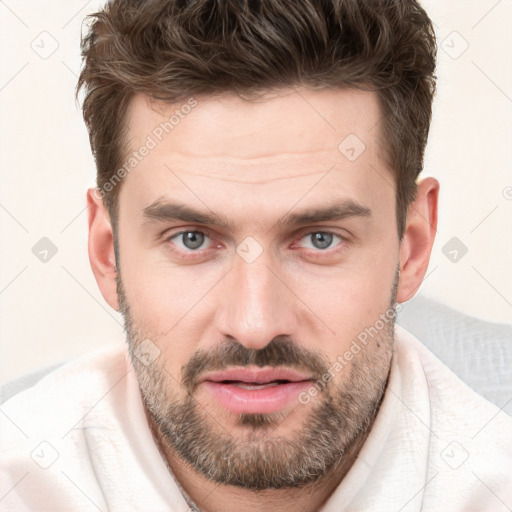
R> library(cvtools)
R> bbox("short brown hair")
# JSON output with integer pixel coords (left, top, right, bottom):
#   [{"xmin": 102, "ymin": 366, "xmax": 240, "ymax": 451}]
[{"xmin": 77, "ymin": 0, "xmax": 437, "ymax": 239}]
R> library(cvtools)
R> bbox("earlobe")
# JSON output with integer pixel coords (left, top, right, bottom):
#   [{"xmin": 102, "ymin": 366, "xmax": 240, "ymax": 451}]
[
  {"xmin": 87, "ymin": 188, "xmax": 120, "ymax": 311},
  {"xmin": 397, "ymin": 177, "xmax": 439, "ymax": 303}
]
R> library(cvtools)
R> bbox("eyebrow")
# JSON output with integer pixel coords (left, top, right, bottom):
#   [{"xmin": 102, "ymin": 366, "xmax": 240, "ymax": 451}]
[{"xmin": 142, "ymin": 198, "xmax": 372, "ymax": 231}]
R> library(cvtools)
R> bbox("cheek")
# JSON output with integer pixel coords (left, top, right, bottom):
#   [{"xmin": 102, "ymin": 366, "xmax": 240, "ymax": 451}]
[
  {"xmin": 120, "ymin": 256, "xmax": 216, "ymax": 362},
  {"xmin": 120, "ymin": 245, "xmax": 203, "ymax": 328},
  {"xmin": 122, "ymin": 266, "xmax": 175, "ymax": 329},
  {"xmin": 291, "ymin": 254, "xmax": 396, "ymax": 354}
]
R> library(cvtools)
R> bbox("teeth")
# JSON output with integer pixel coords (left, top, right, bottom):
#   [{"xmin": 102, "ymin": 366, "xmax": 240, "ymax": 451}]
[{"xmin": 230, "ymin": 381, "xmax": 282, "ymax": 390}]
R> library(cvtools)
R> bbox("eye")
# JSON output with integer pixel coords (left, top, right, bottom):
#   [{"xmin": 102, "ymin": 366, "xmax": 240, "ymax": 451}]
[
  {"xmin": 163, "ymin": 228, "xmax": 347, "ymax": 260},
  {"xmin": 167, "ymin": 230, "xmax": 213, "ymax": 252},
  {"xmin": 297, "ymin": 231, "xmax": 345, "ymax": 251}
]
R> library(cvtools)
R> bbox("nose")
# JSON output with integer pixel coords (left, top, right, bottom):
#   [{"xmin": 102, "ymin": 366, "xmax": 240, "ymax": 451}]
[{"xmin": 214, "ymin": 247, "xmax": 299, "ymax": 350}]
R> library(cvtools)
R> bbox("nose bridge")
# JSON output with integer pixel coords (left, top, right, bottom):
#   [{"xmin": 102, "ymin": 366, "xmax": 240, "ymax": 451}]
[{"xmin": 216, "ymin": 243, "xmax": 296, "ymax": 350}]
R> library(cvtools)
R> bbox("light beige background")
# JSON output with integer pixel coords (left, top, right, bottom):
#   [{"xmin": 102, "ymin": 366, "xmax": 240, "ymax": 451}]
[{"xmin": 1, "ymin": 0, "xmax": 511, "ymax": 386}]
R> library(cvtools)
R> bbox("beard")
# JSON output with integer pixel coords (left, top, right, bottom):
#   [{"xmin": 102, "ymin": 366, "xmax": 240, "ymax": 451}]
[{"xmin": 116, "ymin": 266, "xmax": 398, "ymax": 491}]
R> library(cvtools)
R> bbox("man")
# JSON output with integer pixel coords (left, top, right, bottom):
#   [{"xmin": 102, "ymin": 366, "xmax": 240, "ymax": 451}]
[{"xmin": 1, "ymin": 0, "xmax": 511, "ymax": 511}]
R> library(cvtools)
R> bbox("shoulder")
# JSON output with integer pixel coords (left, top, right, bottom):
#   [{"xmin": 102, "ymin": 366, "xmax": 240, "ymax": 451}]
[
  {"xmin": 1, "ymin": 343, "xmax": 130, "ymax": 428},
  {"xmin": 395, "ymin": 324, "xmax": 512, "ymax": 433},
  {"xmin": 394, "ymin": 325, "xmax": 512, "ymax": 510},
  {"xmin": 0, "ymin": 344, "xmax": 135, "ymax": 512},
  {"xmin": 0, "ymin": 343, "xmax": 132, "ymax": 449}
]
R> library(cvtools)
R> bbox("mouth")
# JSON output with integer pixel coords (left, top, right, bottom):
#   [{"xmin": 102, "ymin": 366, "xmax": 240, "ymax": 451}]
[
  {"xmin": 200, "ymin": 366, "xmax": 312, "ymax": 386},
  {"xmin": 215, "ymin": 379, "xmax": 294, "ymax": 390},
  {"xmin": 199, "ymin": 366, "xmax": 314, "ymax": 414}
]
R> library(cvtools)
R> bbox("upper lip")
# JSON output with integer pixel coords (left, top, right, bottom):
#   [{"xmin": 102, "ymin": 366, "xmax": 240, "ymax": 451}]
[{"xmin": 200, "ymin": 366, "xmax": 313, "ymax": 384}]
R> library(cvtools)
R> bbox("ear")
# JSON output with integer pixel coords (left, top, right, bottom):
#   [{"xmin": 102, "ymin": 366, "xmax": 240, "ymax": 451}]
[
  {"xmin": 87, "ymin": 188, "xmax": 119, "ymax": 311},
  {"xmin": 397, "ymin": 177, "xmax": 439, "ymax": 303}
]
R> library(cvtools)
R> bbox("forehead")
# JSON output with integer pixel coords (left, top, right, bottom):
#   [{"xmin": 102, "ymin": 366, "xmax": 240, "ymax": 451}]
[
  {"xmin": 124, "ymin": 87, "xmax": 384, "ymax": 165},
  {"xmin": 118, "ymin": 87, "xmax": 393, "ymax": 229}
]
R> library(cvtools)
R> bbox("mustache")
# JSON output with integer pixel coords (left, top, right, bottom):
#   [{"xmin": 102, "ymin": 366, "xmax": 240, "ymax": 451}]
[{"xmin": 182, "ymin": 335, "xmax": 329, "ymax": 394}]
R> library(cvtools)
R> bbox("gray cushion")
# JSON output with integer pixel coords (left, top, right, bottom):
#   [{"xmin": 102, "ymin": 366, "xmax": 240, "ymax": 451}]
[
  {"xmin": 396, "ymin": 295, "xmax": 512, "ymax": 415},
  {"xmin": 0, "ymin": 362, "xmax": 65, "ymax": 405},
  {"xmin": 1, "ymin": 295, "xmax": 511, "ymax": 414}
]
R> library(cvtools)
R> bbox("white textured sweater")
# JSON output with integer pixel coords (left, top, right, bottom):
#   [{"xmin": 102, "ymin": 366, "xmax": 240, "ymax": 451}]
[{"xmin": 1, "ymin": 325, "xmax": 511, "ymax": 511}]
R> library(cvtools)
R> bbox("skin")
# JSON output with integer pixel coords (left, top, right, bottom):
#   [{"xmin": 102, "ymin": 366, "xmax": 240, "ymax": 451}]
[{"xmin": 87, "ymin": 87, "xmax": 439, "ymax": 512}]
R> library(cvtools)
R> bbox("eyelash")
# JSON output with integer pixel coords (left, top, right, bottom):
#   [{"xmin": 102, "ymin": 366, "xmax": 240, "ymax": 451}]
[{"xmin": 163, "ymin": 228, "xmax": 348, "ymax": 260}]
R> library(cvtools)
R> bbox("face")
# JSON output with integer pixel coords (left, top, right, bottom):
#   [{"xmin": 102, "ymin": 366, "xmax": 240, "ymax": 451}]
[{"xmin": 114, "ymin": 88, "xmax": 401, "ymax": 490}]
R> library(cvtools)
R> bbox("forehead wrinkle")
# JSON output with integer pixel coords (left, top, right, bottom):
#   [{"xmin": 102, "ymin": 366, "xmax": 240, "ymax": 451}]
[
  {"xmin": 152, "ymin": 147, "xmax": 342, "ymax": 185},
  {"xmin": 167, "ymin": 168, "xmax": 334, "ymax": 186}
]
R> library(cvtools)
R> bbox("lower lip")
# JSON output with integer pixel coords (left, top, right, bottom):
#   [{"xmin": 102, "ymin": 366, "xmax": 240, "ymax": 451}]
[{"xmin": 201, "ymin": 380, "xmax": 313, "ymax": 414}]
